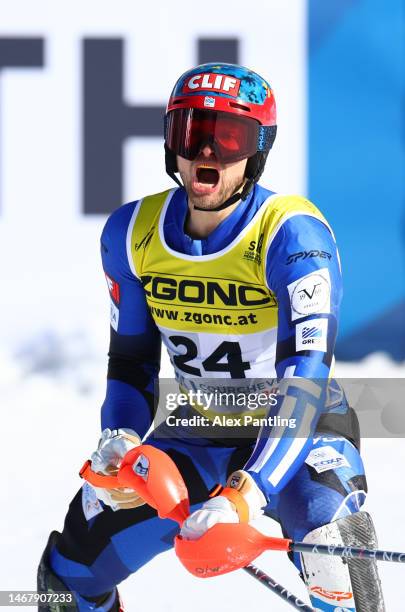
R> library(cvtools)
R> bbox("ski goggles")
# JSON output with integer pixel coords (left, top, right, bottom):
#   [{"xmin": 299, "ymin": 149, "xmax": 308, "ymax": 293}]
[{"xmin": 165, "ymin": 108, "xmax": 260, "ymax": 164}]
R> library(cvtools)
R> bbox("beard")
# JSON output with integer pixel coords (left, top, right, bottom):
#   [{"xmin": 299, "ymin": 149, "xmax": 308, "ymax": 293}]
[{"xmin": 179, "ymin": 168, "xmax": 245, "ymax": 210}]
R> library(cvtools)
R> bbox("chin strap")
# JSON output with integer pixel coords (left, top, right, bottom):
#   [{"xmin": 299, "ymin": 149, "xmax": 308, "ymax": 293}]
[
  {"xmin": 193, "ymin": 178, "xmax": 254, "ymax": 212},
  {"xmin": 165, "ymin": 143, "xmax": 184, "ymax": 189}
]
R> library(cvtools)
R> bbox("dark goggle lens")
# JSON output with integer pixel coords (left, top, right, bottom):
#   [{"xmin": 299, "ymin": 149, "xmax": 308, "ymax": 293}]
[{"xmin": 166, "ymin": 108, "xmax": 259, "ymax": 163}]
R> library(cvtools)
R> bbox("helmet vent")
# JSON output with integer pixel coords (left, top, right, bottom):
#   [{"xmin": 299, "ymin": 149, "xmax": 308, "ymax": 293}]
[
  {"xmin": 172, "ymin": 98, "xmax": 187, "ymax": 105},
  {"xmin": 229, "ymin": 102, "xmax": 251, "ymax": 112}
]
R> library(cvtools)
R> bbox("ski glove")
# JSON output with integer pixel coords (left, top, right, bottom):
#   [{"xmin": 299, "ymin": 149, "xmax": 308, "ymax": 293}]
[
  {"xmin": 180, "ymin": 470, "xmax": 267, "ymax": 541},
  {"xmin": 90, "ymin": 427, "xmax": 143, "ymax": 511}
]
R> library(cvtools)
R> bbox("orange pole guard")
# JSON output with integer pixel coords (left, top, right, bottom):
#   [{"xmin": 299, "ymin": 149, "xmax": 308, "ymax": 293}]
[
  {"xmin": 175, "ymin": 522, "xmax": 292, "ymax": 578},
  {"xmin": 79, "ymin": 444, "xmax": 190, "ymax": 525}
]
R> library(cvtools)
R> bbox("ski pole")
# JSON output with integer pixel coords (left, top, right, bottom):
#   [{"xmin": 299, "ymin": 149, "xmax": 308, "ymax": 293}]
[
  {"xmin": 290, "ymin": 541, "xmax": 405, "ymax": 563},
  {"xmin": 243, "ymin": 565, "xmax": 315, "ymax": 611}
]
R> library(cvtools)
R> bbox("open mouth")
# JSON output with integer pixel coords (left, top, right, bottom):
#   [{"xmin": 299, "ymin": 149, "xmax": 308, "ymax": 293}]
[{"xmin": 196, "ymin": 166, "xmax": 220, "ymax": 187}]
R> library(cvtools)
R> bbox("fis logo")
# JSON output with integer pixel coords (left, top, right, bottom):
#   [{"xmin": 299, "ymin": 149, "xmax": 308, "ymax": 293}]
[{"xmin": 183, "ymin": 73, "xmax": 241, "ymax": 97}]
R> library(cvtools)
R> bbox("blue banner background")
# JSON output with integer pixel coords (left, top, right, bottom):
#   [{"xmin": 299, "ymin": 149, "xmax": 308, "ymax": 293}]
[{"xmin": 308, "ymin": 0, "xmax": 404, "ymax": 360}]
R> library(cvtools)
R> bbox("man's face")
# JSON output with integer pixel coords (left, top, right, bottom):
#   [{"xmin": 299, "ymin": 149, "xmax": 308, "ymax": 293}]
[{"xmin": 177, "ymin": 145, "xmax": 248, "ymax": 211}]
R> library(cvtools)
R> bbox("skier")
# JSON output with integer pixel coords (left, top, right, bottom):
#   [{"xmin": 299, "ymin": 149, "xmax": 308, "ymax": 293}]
[{"xmin": 38, "ymin": 63, "xmax": 385, "ymax": 611}]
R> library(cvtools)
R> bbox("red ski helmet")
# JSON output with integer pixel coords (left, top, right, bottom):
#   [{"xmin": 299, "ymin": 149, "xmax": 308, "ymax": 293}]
[{"xmin": 164, "ymin": 63, "xmax": 277, "ymax": 208}]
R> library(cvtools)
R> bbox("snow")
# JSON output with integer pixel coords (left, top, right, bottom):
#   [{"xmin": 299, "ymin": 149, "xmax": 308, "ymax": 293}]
[{"xmin": 1, "ymin": 333, "xmax": 404, "ymax": 610}]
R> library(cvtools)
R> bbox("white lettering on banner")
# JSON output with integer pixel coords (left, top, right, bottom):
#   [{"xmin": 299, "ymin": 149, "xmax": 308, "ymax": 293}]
[
  {"xmin": 288, "ymin": 268, "xmax": 331, "ymax": 321},
  {"xmin": 296, "ymin": 318, "xmax": 328, "ymax": 352},
  {"xmin": 305, "ymin": 446, "xmax": 350, "ymax": 474}
]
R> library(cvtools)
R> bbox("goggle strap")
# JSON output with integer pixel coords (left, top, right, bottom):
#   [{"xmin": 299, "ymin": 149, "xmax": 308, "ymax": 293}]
[{"xmin": 258, "ymin": 125, "xmax": 277, "ymax": 151}]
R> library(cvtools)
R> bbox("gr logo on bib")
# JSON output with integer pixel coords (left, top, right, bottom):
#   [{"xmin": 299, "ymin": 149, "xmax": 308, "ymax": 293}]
[{"xmin": 287, "ymin": 268, "xmax": 331, "ymax": 321}]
